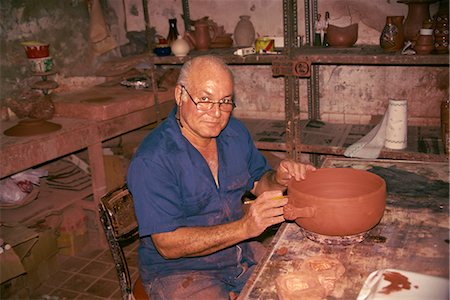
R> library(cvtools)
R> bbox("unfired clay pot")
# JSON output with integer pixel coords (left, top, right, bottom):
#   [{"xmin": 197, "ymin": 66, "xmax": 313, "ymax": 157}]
[{"xmin": 285, "ymin": 168, "xmax": 386, "ymax": 236}]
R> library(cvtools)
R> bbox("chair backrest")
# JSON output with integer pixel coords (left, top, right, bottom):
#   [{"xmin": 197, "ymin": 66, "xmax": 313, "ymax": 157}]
[{"xmin": 99, "ymin": 184, "xmax": 139, "ymax": 300}]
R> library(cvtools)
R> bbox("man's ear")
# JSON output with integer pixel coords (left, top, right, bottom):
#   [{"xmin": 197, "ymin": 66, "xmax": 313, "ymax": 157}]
[{"xmin": 175, "ymin": 84, "xmax": 183, "ymax": 106}]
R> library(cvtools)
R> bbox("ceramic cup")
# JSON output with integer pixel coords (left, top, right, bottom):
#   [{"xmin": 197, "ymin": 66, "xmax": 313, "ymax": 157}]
[{"xmin": 22, "ymin": 41, "xmax": 49, "ymax": 58}]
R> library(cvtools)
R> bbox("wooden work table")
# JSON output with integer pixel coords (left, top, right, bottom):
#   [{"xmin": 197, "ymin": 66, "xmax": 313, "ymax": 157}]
[
  {"xmin": 0, "ymin": 86, "xmax": 176, "ymax": 244},
  {"xmin": 239, "ymin": 157, "xmax": 449, "ymax": 299}
]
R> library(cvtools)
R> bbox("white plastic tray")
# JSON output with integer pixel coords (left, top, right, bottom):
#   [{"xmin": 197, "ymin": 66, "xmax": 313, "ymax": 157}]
[{"xmin": 357, "ymin": 269, "xmax": 449, "ymax": 300}]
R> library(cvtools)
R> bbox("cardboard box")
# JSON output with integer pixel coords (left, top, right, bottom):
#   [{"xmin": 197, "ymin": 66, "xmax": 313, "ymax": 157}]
[{"xmin": 0, "ymin": 225, "xmax": 58, "ymax": 296}]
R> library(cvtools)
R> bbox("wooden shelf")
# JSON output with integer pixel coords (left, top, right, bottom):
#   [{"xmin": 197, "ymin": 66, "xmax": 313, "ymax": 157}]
[
  {"xmin": 0, "ymin": 159, "xmax": 94, "ymax": 227},
  {"xmin": 97, "ymin": 46, "xmax": 448, "ymax": 67},
  {"xmin": 291, "ymin": 45, "xmax": 449, "ymax": 66},
  {"xmin": 1, "ymin": 85, "xmax": 175, "ymax": 247},
  {"xmin": 240, "ymin": 118, "xmax": 448, "ymax": 162},
  {"xmin": 152, "ymin": 48, "xmax": 281, "ymax": 65},
  {"xmin": 1, "ymin": 117, "xmax": 97, "ymax": 179},
  {"xmin": 151, "ymin": 46, "xmax": 449, "ymax": 66}
]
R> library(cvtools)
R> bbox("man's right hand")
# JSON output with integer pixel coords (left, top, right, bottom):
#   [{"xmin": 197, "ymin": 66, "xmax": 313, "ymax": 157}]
[{"xmin": 241, "ymin": 190, "xmax": 288, "ymax": 238}]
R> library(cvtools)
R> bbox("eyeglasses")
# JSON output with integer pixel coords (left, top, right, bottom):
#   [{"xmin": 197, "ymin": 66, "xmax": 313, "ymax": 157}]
[{"xmin": 181, "ymin": 85, "xmax": 236, "ymax": 112}]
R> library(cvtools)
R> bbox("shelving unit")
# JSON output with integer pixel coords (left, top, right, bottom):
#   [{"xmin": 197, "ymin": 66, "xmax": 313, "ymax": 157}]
[
  {"xmin": 141, "ymin": 0, "xmax": 449, "ymax": 162},
  {"xmin": 0, "ymin": 159, "xmax": 93, "ymax": 227},
  {"xmin": 166, "ymin": 0, "xmax": 448, "ymax": 162},
  {"xmin": 0, "ymin": 86, "xmax": 175, "ymax": 246}
]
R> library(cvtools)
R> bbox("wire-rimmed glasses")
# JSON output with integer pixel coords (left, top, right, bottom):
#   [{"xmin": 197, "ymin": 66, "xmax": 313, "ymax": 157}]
[{"xmin": 181, "ymin": 85, "xmax": 236, "ymax": 112}]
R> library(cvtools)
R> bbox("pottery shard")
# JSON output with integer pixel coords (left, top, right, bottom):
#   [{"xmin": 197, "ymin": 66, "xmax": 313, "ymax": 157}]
[
  {"xmin": 300, "ymin": 256, "xmax": 346, "ymax": 295},
  {"xmin": 276, "ymin": 271, "xmax": 326, "ymax": 300}
]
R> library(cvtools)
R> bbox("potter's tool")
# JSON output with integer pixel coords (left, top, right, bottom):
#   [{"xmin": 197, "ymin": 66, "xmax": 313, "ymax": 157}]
[
  {"xmin": 233, "ymin": 47, "xmax": 255, "ymax": 56},
  {"xmin": 244, "ymin": 195, "xmax": 286, "ymax": 205}
]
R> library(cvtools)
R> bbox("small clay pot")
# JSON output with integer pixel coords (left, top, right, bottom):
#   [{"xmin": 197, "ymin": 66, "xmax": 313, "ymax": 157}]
[
  {"xmin": 285, "ymin": 168, "xmax": 386, "ymax": 236},
  {"xmin": 326, "ymin": 23, "xmax": 358, "ymax": 47},
  {"xmin": 414, "ymin": 44, "xmax": 434, "ymax": 54}
]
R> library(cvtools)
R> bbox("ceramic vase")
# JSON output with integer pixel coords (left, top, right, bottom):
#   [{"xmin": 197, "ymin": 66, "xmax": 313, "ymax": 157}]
[
  {"xmin": 171, "ymin": 36, "xmax": 190, "ymax": 57},
  {"xmin": 380, "ymin": 16, "xmax": 405, "ymax": 52},
  {"xmin": 399, "ymin": 0, "xmax": 433, "ymax": 42},
  {"xmin": 233, "ymin": 15, "xmax": 255, "ymax": 47},
  {"xmin": 166, "ymin": 18, "xmax": 179, "ymax": 46}
]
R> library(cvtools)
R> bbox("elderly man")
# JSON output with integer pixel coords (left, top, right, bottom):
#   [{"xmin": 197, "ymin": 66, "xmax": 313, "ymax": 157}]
[{"xmin": 127, "ymin": 55, "xmax": 315, "ymax": 299}]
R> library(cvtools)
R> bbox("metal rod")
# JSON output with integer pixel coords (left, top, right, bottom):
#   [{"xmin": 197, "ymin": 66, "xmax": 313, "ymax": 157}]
[
  {"xmin": 283, "ymin": 0, "xmax": 301, "ymax": 161},
  {"xmin": 182, "ymin": 0, "xmax": 191, "ymax": 32},
  {"xmin": 142, "ymin": 0, "xmax": 153, "ymax": 53},
  {"xmin": 304, "ymin": 0, "xmax": 311, "ymax": 45}
]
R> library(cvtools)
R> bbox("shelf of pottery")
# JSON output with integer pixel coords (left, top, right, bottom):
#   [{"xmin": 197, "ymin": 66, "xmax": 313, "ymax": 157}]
[
  {"xmin": 302, "ymin": 0, "xmax": 448, "ymax": 162},
  {"xmin": 135, "ymin": 0, "xmax": 449, "ymax": 162}
]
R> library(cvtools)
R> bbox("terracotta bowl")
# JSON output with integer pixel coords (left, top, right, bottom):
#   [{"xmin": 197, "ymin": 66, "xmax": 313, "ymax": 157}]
[
  {"xmin": 327, "ymin": 23, "xmax": 358, "ymax": 47},
  {"xmin": 285, "ymin": 168, "xmax": 386, "ymax": 236}
]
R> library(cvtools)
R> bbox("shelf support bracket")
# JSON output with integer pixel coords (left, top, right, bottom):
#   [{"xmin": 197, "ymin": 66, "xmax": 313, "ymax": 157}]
[{"xmin": 272, "ymin": 59, "xmax": 311, "ymax": 77}]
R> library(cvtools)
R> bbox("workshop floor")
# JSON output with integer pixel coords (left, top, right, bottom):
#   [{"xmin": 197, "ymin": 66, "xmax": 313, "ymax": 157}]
[
  {"xmin": 30, "ymin": 238, "xmax": 139, "ymax": 300},
  {"xmin": 28, "ymin": 225, "xmax": 278, "ymax": 300}
]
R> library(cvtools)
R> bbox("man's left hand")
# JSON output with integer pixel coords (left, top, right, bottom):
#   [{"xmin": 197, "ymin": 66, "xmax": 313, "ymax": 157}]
[{"xmin": 274, "ymin": 160, "xmax": 316, "ymax": 186}]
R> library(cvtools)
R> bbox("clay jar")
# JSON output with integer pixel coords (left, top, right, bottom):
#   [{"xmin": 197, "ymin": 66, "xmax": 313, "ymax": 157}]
[
  {"xmin": 399, "ymin": 0, "xmax": 434, "ymax": 42},
  {"xmin": 414, "ymin": 28, "xmax": 434, "ymax": 54},
  {"xmin": 234, "ymin": 15, "xmax": 256, "ymax": 47},
  {"xmin": 285, "ymin": 168, "xmax": 386, "ymax": 236},
  {"xmin": 380, "ymin": 16, "xmax": 405, "ymax": 52}
]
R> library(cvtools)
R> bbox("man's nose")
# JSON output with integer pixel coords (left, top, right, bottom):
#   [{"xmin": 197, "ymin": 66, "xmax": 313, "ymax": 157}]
[{"xmin": 208, "ymin": 103, "xmax": 222, "ymax": 117}]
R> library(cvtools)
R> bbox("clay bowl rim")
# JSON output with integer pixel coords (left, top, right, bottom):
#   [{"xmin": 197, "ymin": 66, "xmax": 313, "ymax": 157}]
[
  {"xmin": 326, "ymin": 23, "xmax": 359, "ymax": 48},
  {"xmin": 287, "ymin": 168, "xmax": 386, "ymax": 203}
]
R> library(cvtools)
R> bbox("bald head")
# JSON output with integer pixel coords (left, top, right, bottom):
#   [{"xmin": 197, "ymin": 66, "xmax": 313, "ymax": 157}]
[{"xmin": 177, "ymin": 55, "xmax": 233, "ymax": 89}]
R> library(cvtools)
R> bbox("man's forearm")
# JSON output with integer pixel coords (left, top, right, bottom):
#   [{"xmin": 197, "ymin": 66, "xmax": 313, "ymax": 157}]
[{"xmin": 152, "ymin": 219, "xmax": 249, "ymax": 259}]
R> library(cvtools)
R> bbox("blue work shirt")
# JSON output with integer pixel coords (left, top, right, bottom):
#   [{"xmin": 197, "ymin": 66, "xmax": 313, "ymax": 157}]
[{"xmin": 127, "ymin": 107, "xmax": 271, "ymax": 284}]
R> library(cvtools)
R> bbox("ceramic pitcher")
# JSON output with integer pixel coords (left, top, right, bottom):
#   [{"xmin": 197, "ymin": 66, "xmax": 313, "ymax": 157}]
[{"xmin": 184, "ymin": 20, "xmax": 217, "ymax": 51}]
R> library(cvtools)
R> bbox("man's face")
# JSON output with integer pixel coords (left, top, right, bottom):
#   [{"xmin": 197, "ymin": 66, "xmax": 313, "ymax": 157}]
[{"xmin": 178, "ymin": 66, "xmax": 233, "ymax": 140}]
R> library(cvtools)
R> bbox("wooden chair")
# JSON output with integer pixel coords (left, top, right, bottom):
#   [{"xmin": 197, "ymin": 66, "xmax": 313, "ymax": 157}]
[{"xmin": 99, "ymin": 184, "xmax": 149, "ymax": 300}]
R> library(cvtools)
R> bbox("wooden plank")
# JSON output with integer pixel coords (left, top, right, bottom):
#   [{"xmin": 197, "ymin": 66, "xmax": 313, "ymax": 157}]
[
  {"xmin": 1, "ymin": 117, "xmax": 98, "ymax": 178},
  {"xmin": 97, "ymin": 47, "xmax": 448, "ymax": 67},
  {"xmin": 239, "ymin": 158, "xmax": 449, "ymax": 300},
  {"xmin": 292, "ymin": 46, "xmax": 449, "ymax": 66},
  {"xmin": 0, "ymin": 159, "xmax": 93, "ymax": 227}
]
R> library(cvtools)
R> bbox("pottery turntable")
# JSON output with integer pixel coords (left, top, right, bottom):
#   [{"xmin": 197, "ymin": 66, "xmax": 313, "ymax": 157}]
[{"xmin": 285, "ymin": 168, "xmax": 387, "ymax": 246}]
